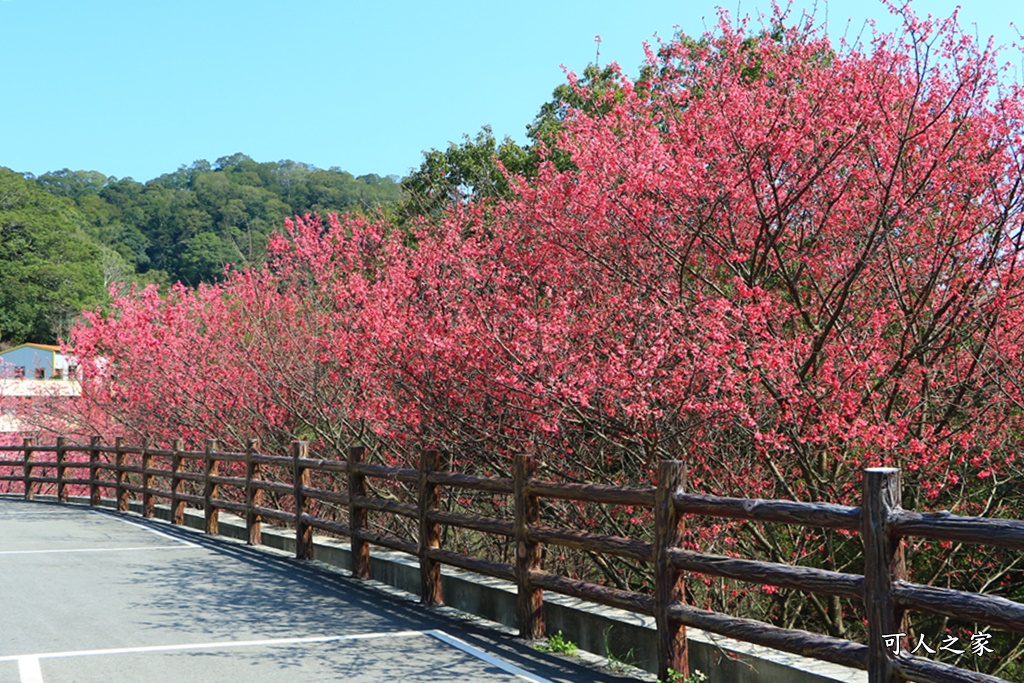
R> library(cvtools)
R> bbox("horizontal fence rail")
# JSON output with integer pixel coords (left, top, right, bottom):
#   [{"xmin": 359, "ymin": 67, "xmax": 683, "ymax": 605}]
[{"xmin": 1, "ymin": 439, "xmax": 1022, "ymax": 683}]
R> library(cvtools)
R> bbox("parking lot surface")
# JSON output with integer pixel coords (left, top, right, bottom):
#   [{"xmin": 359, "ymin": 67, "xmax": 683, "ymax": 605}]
[{"xmin": 0, "ymin": 498, "xmax": 638, "ymax": 682}]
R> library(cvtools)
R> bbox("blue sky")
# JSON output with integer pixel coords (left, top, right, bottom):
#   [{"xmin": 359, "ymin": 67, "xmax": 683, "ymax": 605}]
[{"xmin": 0, "ymin": 0, "xmax": 1019, "ymax": 183}]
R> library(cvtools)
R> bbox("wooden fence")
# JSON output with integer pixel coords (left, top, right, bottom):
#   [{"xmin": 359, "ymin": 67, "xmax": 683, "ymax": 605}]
[{"xmin": 1, "ymin": 437, "xmax": 1023, "ymax": 683}]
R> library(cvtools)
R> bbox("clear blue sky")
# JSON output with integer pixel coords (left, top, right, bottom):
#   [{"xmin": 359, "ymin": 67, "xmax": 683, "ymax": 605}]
[{"xmin": 0, "ymin": 0, "xmax": 1018, "ymax": 183}]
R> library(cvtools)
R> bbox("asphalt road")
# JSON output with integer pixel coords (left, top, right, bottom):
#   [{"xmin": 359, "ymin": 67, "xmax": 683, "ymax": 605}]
[{"xmin": 0, "ymin": 497, "xmax": 640, "ymax": 683}]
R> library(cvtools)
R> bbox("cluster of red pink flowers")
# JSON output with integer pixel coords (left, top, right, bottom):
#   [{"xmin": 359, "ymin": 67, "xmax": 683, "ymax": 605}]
[{"xmin": 56, "ymin": 6, "xmax": 1024, "ymax": 515}]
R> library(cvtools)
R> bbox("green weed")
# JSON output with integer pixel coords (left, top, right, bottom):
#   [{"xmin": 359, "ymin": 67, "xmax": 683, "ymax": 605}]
[
  {"xmin": 661, "ymin": 669, "xmax": 707, "ymax": 683},
  {"xmin": 534, "ymin": 630, "xmax": 578, "ymax": 656}
]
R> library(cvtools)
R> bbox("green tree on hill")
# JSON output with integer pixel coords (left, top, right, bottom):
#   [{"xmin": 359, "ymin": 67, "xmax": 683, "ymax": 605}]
[
  {"xmin": 40, "ymin": 155, "xmax": 403, "ymax": 286},
  {"xmin": 0, "ymin": 168, "xmax": 104, "ymax": 343}
]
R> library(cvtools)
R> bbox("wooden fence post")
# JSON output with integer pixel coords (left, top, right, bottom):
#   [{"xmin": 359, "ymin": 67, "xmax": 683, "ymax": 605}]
[
  {"xmin": 418, "ymin": 447, "xmax": 443, "ymax": 606},
  {"xmin": 171, "ymin": 438, "xmax": 184, "ymax": 525},
  {"xmin": 514, "ymin": 453, "xmax": 544, "ymax": 640},
  {"xmin": 204, "ymin": 438, "xmax": 219, "ymax": 534},
  {"xmin": 56, "ymin": 436, "xmax": 68, "ymax": 503},
  {"xmin": 115, "ymin": 436, "xmax": 129, "ymax": 512},
  {"xmin": 293, "ymin": 440, "xmax": 312, "ymax": 560},
  {"xmin": 141, "ymin": 438, "xmax": 154, "ymax": 518},
  {"xmin": 22, "ymin": 437, "xmax": 34, "ymax": 500},
  {"xmin": 655, "ymin": 460, "xmax": 689, "ymax": 683},
  {"xmin": 245, "ymin": 438, "xmax": 263, "ymax": 545},
  {"xmin": 348, "ymin": 445, "xmax": 370, "ymax": 578},
  {"xmin": 89, "ymin": 436, "xmax": 101, "ymax": 506},
  {"xmin": 863, "ymin": 467, "xmax": 906, "ymax": 683}
]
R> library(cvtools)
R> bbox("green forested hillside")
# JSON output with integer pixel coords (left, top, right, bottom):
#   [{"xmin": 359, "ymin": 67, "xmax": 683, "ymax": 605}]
[
  {"xmin": 35, "ymin": 154, "xmax": 403, "ymax": 288},
  {"xmin": 0, "ymin": 154, "xmax": 404, "ymax": 344}
]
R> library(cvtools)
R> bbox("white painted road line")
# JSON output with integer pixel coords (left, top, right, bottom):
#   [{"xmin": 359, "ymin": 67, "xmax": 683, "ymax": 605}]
[
  {"xmin": 109, "ymin": 516, "xmax": 199, "ymax": 546},
  {"xmin": 0, "ymin": 630, "xmax": 426, "ymax": 663},
  {"xmin": 17, "ymin": 655, "xmax": 43, "ymax": 683},
  {"xmin": 426, "ymin": 630, "xmax": 556, "ymax": 683},
  {"xmin": 3, "ymin": 630, "xmax": 556, "ymax": 683},
  {"xmin": 0, "ymin": 546, "xmax": 201, "ymax": 556}
]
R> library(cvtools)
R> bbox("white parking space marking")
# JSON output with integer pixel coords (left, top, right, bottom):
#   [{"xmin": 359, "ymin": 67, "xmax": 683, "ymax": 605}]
[
  {"xmin": 3, "ymin": 630, "xmax": 557, "ymax": 683},
  {"xmin": 92, "ymin": 511, "xmax": 198, "ymax": 546},
  {"xmin": 17, "ymin": 655, "xmax": 43, "ymax": 683},
  {"xmin": 0, "ymin": 546, "xmax": 201, "ymax": 556},
  {"xmin": 0, "ymin": 630, "xmax": 426, "ymax": 663},
  {"xmin": 426, "ymin": 630, "xmax": 555, "ymax": 683}
]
